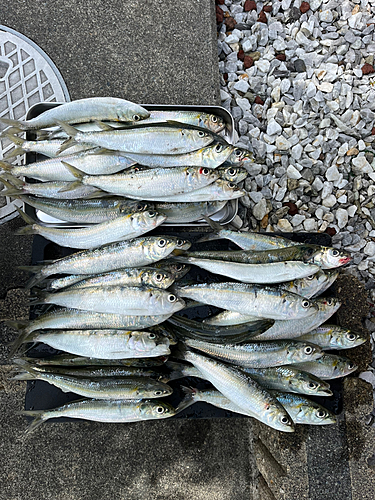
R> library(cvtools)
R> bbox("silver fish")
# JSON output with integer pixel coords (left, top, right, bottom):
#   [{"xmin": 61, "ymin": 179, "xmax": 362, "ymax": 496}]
[
  {"xmin": 290, "ymin": 354, "xmax": 358, "ymax": 379},
  {"xmin": 177, "ymin": 282, "xmax": 318, "ymax": 320},
  {"xmin": 137, "ymin": 110, "xmax": 225, "ymax": 133},
  {"xmin": 298, "ymin": 325, "xmax": 367, "ymax": 350},
  {"xmin": 3, "ymin": 135, "xmax": 93, "ymax": 160},
  {"xmin": 58, "ymin": 120, "xmax": 214, "ymax": 155},
  {"xmin": 17, "ymin": 209, "xmax": 166, "ymax": 249},
  {"xmin": 269, "ymin": 391, "xmax": 336, "ymax": 425},
  {"xmin": 16, "ymin": 329, "xmax": 171, "ymax": 359},
  {"xmin": 153, "ymin": 179, "xmax": 245, "ymax": 202},
  {"xmin": 1, "ymin": 97, "xmax": 150, "ymax": 130},
  {"xmin": 155, "ymin": 200, "xmax": 227, "ymax": 224},
  {"xmin": 19, "ymin": 399, "xmax": 176, "ymax": 434},
  {"xmin": 184, "ymin": 338, "xmax": 322, "ymax": 368},
  {"xmin": 251, "ymin": 297, "xmax": 341, "ymax": 341},
  {"xmin": 181, "ymin": 349, "xmax": 294, "ymax": 432},
  {"xmin": 21, "ymin": 235, "xmax": 181, "ymax": 288},
  {"xmin": 33, "ymin": 285, "xmax": 185, "ymax": 315}
]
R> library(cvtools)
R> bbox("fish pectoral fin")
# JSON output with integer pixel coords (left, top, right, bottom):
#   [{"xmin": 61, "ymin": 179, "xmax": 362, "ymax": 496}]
[{"xmin": 94, "ymin": 120, "xmax": 117, "ymax": 131}]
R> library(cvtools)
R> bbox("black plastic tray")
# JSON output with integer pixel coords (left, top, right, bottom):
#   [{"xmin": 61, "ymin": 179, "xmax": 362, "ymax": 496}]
[{"xmin": 24, "ymin": 231, "xmax": 343, "ymax": 422}]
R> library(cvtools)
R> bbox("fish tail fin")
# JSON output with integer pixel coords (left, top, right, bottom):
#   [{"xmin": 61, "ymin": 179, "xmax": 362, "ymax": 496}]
[
  {"xmin": 54, "ymin": 120, "xmax": 79, "ymax": 154},
  {"xmin": 60, "ymin": 161, "xmax": 84, "ymax": 183},
  {"xmin": 0, "ymin": 117, "xmax": 27, "ymax": 130},
  {"xmin": 8, "ymin": 329, "xmax": 38, "ymax": 359},
  {"xmin": 195, "ymin": 215, "xmax": 224, "ymax": 243},
  {"xmin": 5, "ymin": 319, "xmax": 29, "ymax": 332},
  {"xmin": 195, "ymin": 233, "xmax": 221, "ymax": 244},
  {"xmin": 176, "ymin": 386, "xmax": 197, "ymax": 413},
  {"xmin": 3, "ymin": 146, "xmax": 25, "ymax": 160},
  {"xmin": 170, "ymin": 254, "xmax": 190, "ymax": 263},
  {"xmin": 19, "ymin": 267, "xmax": 46, "ymax": 290},
  {"xmin": 0, "ymin": 160, "xmax": 14, "ymax": 172},
  {"xmin": 0, "ymin": 175, "xmax": 24, "ymax": 198},
  {"xmin": 16, "ymin": 409, "xmax": 49, "ymax": 435},
  {"xmin": 28, "ymin": 288, "xmax": 48, "ymax": 306},
  {"xmin": 14, "ymin": 208, "xmax": 37, "ymax": 235},
  {"xmin": 15, "ymin": 225, "xmax": 37, "ymax": 236},
  {"xmin": 15, "ymin": 207, "xmax": 36, "ymax": 225}
]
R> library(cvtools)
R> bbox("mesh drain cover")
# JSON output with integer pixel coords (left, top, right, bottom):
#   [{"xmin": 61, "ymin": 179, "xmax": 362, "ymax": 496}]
[{"xmin": 0, "ymin": 25, "xmax": 70, "ymax": 223}]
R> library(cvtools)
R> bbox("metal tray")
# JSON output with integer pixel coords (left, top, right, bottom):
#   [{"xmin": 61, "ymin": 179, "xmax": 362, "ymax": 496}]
[
  {"xmin": 24, "ymin": 102, "xmax": 239, "ymax": 227},
  {"xmin": 23, "ymin": 231, "xmax": 343, "ymax": 423}
]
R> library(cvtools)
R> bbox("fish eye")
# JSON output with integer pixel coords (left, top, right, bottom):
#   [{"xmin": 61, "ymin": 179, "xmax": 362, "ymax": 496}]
[
  {"xmin": 137, "ymin": 203, "xmax": 145, "ymax": 211},
  {"xmin": 316, "ymin": 409, "xmax": 327, "ymax": 418},
  {"xmin": 234, "ymin": 149, "xmax": 242, "ymax": 157},
  {"xmin": 347, "ymin": 333, "xmax": 356, "ymax": 341},
  {"xmin": 228, "ymin": 168, "xmax": 236, "ymax": 176},
  {"xmin": 176, "ymin": 239, "xmax": 185, "ymax": 246},
  {"xmin": 168, "ymin": 294, "xmax": 177, "ymax": 302},
  {"xmin": 326, "ymin": 298, "xmax": 333, "ymax": 306},
  {"xmin": 302, "ymin": 300, "xmax": 311, "ymax": 308},
  {"xmin": 304, "ymin": 346, "xmax": 313, "ymax": 355},
  {"xmin": 133, "ymin": 114, "xmax": 141, "ymax": 121},
  {"xmin": 148, "ymin": 333, "xmax": 156, "ymax": 339},
  {"xmin": 158, "ymin": 239, "xmax": 166, "ymax": 247},
  {"xmin": 280, "ymin": 415, "xmax": 291, "ymax": 425},
  {"xmin": 202, "ymin": 168, "xmax": 210, "ymax": 175},
  {"xmin": 156, "ymin": 406, "xmax": 165, "ymax": 414},
  {"xmin": 198, "ymin": 131, "xmax": 205, "ymax": 137},
  {"xmin": 148, "ymin": 211, "xmax": 156, "ymax": 218},
  {"xmin": 308, "ymin": 382, "xmax": 317, "ymax": 389},
  {"xmin": 348, "ymin": 362, "xmax": 356, "ymax": 370},
  {"xmin": 176, "ymin": 264, "xmax": 183, "ymax": 271},
  {"xmin": 154, "ymin": 273, "xmax": 164, "ymax": 282},
  {"xmin": 215, "ymin": 144, "xmax": 223, "ymax": 152},
  {"xmin": 331, "ymin": 249, "xmax": 339, "ymax": 257},
  {"xmin": 228, "ymin": 182, "xmax": 236, "ymax": 188},
  {"xmin": 211, "ymin": 115, "xmax": 218, "ymax": 123},
  {"xmin": 154, "ymin": 390, "xmax": 163, "ymax": 396},
  {"xmin": 306, "ymin": 275, "xmax": 315, "ymax": 280}
]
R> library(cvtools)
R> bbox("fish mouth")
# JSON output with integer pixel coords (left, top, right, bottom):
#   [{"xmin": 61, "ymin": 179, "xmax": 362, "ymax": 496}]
[
  {"xmin": 339, "ymin": 256, "xmax": 351, "ymax": 266},
  {"xmin": 318, "ymin": 388, "xmax": 333, "ymax": 396}
]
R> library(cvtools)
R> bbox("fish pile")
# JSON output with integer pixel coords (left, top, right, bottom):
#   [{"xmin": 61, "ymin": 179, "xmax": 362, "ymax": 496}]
[
  {"xmin": 0, "ymin": 97, "xmax": 255, "ymax": 246},
  {"xmin": 1, "ymin": 98, "xmax": 365, "ymax": 434}
]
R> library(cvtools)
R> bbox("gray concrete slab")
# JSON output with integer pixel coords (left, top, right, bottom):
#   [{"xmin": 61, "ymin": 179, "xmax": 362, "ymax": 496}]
[{"xmin": 1, "ymin": 0, "xmax": 221, "ymax": 105}]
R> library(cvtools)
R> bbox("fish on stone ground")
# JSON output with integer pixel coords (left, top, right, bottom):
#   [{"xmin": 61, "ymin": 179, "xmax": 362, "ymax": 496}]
[
  {"xmin": 18, "ymin": 399, "xmax": 176, "ymax": 434},
  {"xmin": 152, "ymin": 179, "xmax": 245, "ymax": 202}
]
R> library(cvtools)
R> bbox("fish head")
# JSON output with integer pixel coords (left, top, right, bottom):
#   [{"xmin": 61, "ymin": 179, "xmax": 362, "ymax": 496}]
[
  {"xmin": 141, "ymin": 269, "xmax": 175, "ymax": 289},
  {"xmin": 137, "ymin": 380, "xmax": 173, "ymax": 398},
  {"xmin": 140, "ymin": 400, "xmax": 176, "ymax": 419},
  {"xmin": 332, "ymin": 357, "xmax": 358, "ymax": 377},
  {"xmin": 197, "ymin": 113, "xmax": 225, "ymax": 133},
  {"xmin": 295, "ymin": 372, "xmax": 332, "ymax": 396},
  {"xmin": 132, "ymin": 210, "xmax": 166, "ymax": 231},
  {"xmin": 218, "ymin": 166, "xmax": 248, "ymax": 184},
  {"xmin": 161, "ymin": 262, "xmax": 191, "ymax": 280},
  {"xmin": 119, "ymin": 200, "xmax": 152, "ymax": 213},
  {"xmin": 227, "ymin": 147, "xmax": 254, "ymax": 165},
  {"xmin": 315, "ymin": 297, "xmax": 341, "ymax": 316},
  {"xmin": 147, "ymin": 288, "xmax": 186, "ymax": 315},
  {"xmin": 293, "ymin": 270, "xmax": 328, "ymax": 298},
  {"xmin": 145, "ymin": 236, "xmax": 181, "ymax": 261},
  {"xmin": 185, "ymin": 166, "xmax": 218, "ymax": 190},
  {"xmin": 214, "ymin": 179, "xmax": 245, "ymax": 200},
  {"xmin": 116, "ymin": 102, "xmax": 150, "ymax": 122},
  {"xmin": 287, "ymin": 341, "xmax": 322, "ymax": 363},
  {"xmin": 184, "ymin": 128, "xmax": 213, "ymax": 149},
  {"xmin": 263, "ymin": 401, "xmax": 295, "ymax": 432},
  {"xmin": 312, "ymin": 247, "xmax": 352, "ymax": 269},
  {"xmin": 128, "ymin": 331, "xmax": 169, "ymax": 354},
  {"xmin": 282, "ymin": 293, "xmax": 318, "ymax": 319},
  {"xmin": 305, "ymin": 405, "xmax": 337, "ymax": 425},
  {"xmin": 201, "ymin": 143, "xmax": 233, "ymax": 167},
  {"xmin": 166, "ymin": 236, "xmax": 192, "ymax": 252},
  {"xmin": 333, "ymin": 329, "xmax": 367, "ymax": 349}
]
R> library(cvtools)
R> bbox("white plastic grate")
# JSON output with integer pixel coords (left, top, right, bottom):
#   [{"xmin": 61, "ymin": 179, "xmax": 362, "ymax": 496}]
[{"xmin": 0, "ymin": 25, "xmax": 69, "ymax": 223}]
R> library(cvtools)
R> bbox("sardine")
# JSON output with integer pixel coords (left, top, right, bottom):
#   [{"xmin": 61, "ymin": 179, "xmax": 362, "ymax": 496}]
[
  {"xmin": 180, "ymin": 349, "xmax": 294, "ymax": 432},
  {"xmin": 20, "ymin": 235, "xmax": 182, "ymax": 288},
  {"xmin": 290, "ymin": 354, "xmax": 358, "ymax": 379},
  {"xmin": 17, "ymin": 209, "xmax": 166, "ymax": 249},
  {"xmin": 184, "ymin": 338, "xmax": 322, "ymax": 368},
  {"xmin": 1, "ymin": 97, "xmax": 150, "ymax": 130},
  {"xmin": 19, "ymin": 399, "xmax": 176, "ymax": 434},
  {"xmin": 153, "ymin": 179, "xmax": 245, "ymax": 202},
  {"xmin": 155, "ymin": 200, "xmax": 227, "ymax": 224},
  {"xmin": 298, "ymin": 325, "xmax": 367, "ymax": 350},
  {"xmin": 3, "ymin": 135, "xmax": 94, "ymax": 159},
  {"xmin": 14, "ymin": 329, "xmax": 171, "ymax": 359},
  {"xmin": 241, "ymin": 366, "xmax": 332, "ymax": 396},
  {"xmin": 137, "ymin": 110, "xmax": 225, "ymax": 133},
  {"xmin": 177, "ymin": 282, "xmax": 318, "ymax": 320},
  {"xmin": 14, "ymin": 354, "xmax": 168, "ymax": 367}
]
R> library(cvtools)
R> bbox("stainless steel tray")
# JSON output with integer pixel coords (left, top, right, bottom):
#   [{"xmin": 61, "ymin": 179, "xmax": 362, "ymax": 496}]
[{"xmin": 24, "ymin": 102, "xmax": 238, "ymax": 228}]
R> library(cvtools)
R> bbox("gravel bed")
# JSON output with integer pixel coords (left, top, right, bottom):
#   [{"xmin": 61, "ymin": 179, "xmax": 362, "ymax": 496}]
[{"xmin": 216, "ymin": 0, "xmax": 375, "ymax": 398}]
